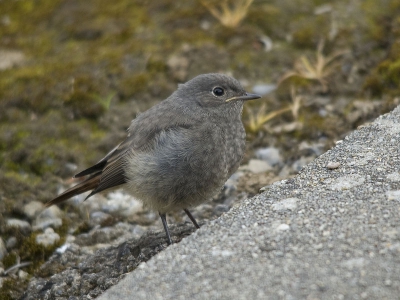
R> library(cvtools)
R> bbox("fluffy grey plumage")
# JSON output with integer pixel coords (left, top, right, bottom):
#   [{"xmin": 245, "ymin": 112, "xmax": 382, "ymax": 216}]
[{"xmin": 46, "ymin": 73, "xmax": 261, "ymax": 244}]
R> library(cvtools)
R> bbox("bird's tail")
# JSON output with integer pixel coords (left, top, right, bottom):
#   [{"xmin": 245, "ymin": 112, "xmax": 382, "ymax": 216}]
[{"xmin": 45, "ymin": 173, "xmax": 101, "ymax": 207}]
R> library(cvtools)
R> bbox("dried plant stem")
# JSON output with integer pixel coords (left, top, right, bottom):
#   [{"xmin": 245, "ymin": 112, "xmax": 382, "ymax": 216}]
[
  {"xmin": 201, "ymin": 0, "xmax": 254, "ymax": 28},
  {"xmin": 247, "ymin": 105, "xmax": 292, "ymax": 133},
  {"xmin": 279, "ymin": 40, "xmax": 348, "ymax": 91}
]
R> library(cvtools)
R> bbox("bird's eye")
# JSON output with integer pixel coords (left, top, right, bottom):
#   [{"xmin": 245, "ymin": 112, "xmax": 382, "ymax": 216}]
[{"xmin": 212, "ymin": 87, "xmax": 225, "ymax": 97}]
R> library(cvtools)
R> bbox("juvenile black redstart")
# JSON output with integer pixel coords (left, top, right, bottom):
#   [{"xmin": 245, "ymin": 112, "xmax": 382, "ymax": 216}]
[{"xmin": 46, "ymin": 73, "xmax": 261, "ymax": 244}]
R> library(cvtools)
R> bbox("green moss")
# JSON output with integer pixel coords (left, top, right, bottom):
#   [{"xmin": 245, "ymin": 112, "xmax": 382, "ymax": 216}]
[
  {"xmin": 291, "ymin": 14, "xmax": 330, "ymax": 49},
  {"xmin": 378, "ymin": 58, "xmax": 400, "ymax": 84},
  {"xmin": 286, "ymin": 109, "xmax": 346, "ymax": 141},
  {"xmin": 3, "ymin": 171, "xmax": 41, "ymax": 186},
  {"xmin": 0, "ymin": 277, "xmax": 23, "ymax": 300},
  {"xmin": 3, "ymin": 219, "xmax": 69, "ymax": 274},
  {"xmin": 118, "ymin": 73, "xmax": 152, "ymax": 99},
  {"xmin": 0, "ymin": 0, "xmax": 62, "ymax": 36},
  {"xmin": 362, "ymin": 75, "xmax": 384, "ymax": 97},
  {"xmin": 65, "ymin": 91, "xmax": 107, "ymax": 119},
  {"xmin": 2, "ymin": 252, "xmax": 19, "ymax": 270},
  {"xmin": 361, "ymin": 0, "xmax": 400, "ymax": 97},
  {"xmin": 0, "ymin": 220, "xmax": 68, "ymax": 298},
  {"xmin": 247, "ymin": 4, "xmax": 283, "ymax": 36},
  {"xmin": 361, "ymin": 0, "xmax": 400, "ymax": 44},
  {"xmin": 0, "ymin": 198, "xmax": 15, "ymax": 216},
  {"xmin": 73, "ymin": 221, "xmax": 92, "ymax": 235},
  {"xmin": 7, "ymin": 224, "xmax": 67, "ymax": 273},
  {"xmin": 364, "ymin": 42, "xmax": 400, "ymax": 97}
]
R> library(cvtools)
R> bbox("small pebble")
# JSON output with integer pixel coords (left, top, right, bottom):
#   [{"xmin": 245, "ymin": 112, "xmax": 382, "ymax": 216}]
[
  {"xmin": 23, "ymin": 201, "xmax": 44, "ymax": 220},
  {"xmin": 33, "ymin": 206, "xmax": 63, "ymax": 230},
  {"xmin": 33, "ymin": 218, "xmax": 63, "ymax": 231},
  {"xmin": 255, "ymin": 147, "xmax": 282, "ymax": 166},
  {"xmin": 277, "ymin": 224, "xmax": 290, "ymax": 231},
  {"xmin": 240, "ymin": 159, "xmax": 273, "ymax": 174},
  {"xmin": 6, "ymin": 237, "xmax": 17, "ymax": 250},
  {"xmin": 84, "ymin": 191, "xmax": 142, "ymax": 217},
  {"xmin": 6, "ymin": 219, "xmax": 32, "ymax": 234},
  {"xmin": 327, "ymin": 162, "xmax": 340, "ymax": 169},
  {"xmin": 89, "ymin": 211, "xmax": 113, "ymax": 227},
  {"xmin": 36, "ymin": 228, "xmax": 60, "ymax": 247},
  {"xmin": 214, "ymin": 204, "xmax": 230, "ymax": 214},
  {"xmin": 56, "ymin": 244, "xmax": 71, "ymax": 254},
  {"xmin": 18, "ymin": 270, "xmax": 29, "ymax": 280}
]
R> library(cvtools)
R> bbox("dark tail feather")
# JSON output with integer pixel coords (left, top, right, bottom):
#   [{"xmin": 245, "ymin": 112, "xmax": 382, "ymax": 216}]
[
  {"xmin": 73, "ymin": 161, "xmax": 107, "ymax": 178},
  {"xmin": 45, "ymin": 173, "xmax": 101, "ymax": 207}
]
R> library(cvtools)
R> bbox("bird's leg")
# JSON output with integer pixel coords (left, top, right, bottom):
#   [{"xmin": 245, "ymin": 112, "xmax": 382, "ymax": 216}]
[
  {"xmin": 159, "ymin": 212, "xmax": 173, "ymax": 245},
  {"xmin": 184, "ymin": 208, "xmax": 200, "ymax": 229}
]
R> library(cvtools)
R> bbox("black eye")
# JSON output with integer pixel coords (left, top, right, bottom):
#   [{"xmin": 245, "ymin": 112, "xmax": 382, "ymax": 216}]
[{"xmin": 212, "ymin": 87, "xmax": 225, "ymax": 97}]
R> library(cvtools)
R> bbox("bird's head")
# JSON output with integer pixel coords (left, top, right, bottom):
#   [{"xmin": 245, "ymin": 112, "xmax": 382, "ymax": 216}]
[{"xmin": 175, "ymin": 73, "xmax": 261, "ymax": 114}]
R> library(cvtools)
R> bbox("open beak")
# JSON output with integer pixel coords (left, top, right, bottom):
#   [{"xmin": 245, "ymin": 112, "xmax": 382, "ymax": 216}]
[{"xmin": 225, "ymin": 93, "xmax": 261, "ymax": 103}]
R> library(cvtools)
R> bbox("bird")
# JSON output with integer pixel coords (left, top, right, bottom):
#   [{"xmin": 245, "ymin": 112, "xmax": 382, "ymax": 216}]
[{"xmin": 46, "ymin": 73, "xmax": 261, "ymax": 244}]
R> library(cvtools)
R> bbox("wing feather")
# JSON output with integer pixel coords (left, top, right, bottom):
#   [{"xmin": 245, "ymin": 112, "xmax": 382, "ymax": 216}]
[{"xmin": 46, "ymin": 98, "xmax": 197, "ymax": 206}]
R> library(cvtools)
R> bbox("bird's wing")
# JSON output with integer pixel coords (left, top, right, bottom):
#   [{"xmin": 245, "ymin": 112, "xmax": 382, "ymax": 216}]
[
  {"xmin": 46, "ymin": 99, "xmax": 197, "ymax": 206},
  {"xmin": 87, "ymin": 102, "xmax": 196, "ymax": 197}
]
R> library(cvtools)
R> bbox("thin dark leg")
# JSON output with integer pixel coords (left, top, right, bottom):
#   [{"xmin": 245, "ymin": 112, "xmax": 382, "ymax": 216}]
[
  {"xmin": 159, "ymin": 212, "xmax": 173, "ymax": 245},
  {"xmin": 184, "ymin": 209, "xmax": 200, "ymax": 229}
]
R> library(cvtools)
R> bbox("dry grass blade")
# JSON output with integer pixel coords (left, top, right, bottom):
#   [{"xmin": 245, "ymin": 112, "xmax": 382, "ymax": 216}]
[
  {"xmin": 3, "ymin": 262, "xmax": 32, "ymax": 276},
  {"xmin": 279, "ymin": 41, "xmax": 348, "ymax": 91},
  {"xmin": 200, "ymin": 0, "xmax": 254, "ymax": 28},
  {"xmin": 246, "ymin": 104, "xmax": 292, "ymax": 133},
  {"xmin": 246, "ymin": 86, "xmax": 304, "ymax": 133},
  {"xmin": 290, "ymin": 85, "xmax": 302, "ymax": 120},
  {"xmin": 2, "ymin": 254, "xmax": 31, "ymax": 276}
]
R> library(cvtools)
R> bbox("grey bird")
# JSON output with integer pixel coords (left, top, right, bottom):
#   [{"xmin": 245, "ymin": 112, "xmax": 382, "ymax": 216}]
[{"xmin": 46, "ymin": 73, "xmax": 261, "ymax": 244}]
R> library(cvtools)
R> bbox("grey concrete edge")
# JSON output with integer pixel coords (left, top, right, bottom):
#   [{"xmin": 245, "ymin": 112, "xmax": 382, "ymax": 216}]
[{"xmin": 99, "ymin": 105, "xmax": 400, "ymax": 300}]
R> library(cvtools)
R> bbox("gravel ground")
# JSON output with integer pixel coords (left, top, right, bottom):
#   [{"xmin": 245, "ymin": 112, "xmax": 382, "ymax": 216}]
[{"xmin": 98, "ymin": 106, "xmax": 400, "ymax": 300}]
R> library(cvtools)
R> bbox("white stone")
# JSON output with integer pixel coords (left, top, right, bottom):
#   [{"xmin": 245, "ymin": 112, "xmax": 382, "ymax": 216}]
[
  {"xmin": 6, "ymin": 219, "xmax": 31, "ymax": 232},
  {"xmin": 56, "ymin": 244, "xmax": 71, "ymax": 254},
  {"xmin": 240, "ymin": 159, "xmax": 273, "ymax": 174},
  {"xmin": 36, "ymin": 228, "xmax": 60, "ymax": 247},
  {"xmin": 277, "ymin": 224, "xmax": 290, "ymax": 231},
  {"xmin": 23, "ymin": 201, "xmax": 44, "ymax": 219},
  {"xmin": 18, "ymin": 270, "xmax": 29, "ymax": 280},
  {"xmin": 33, "ymin": 206, "xmax": 63, "ymax": 230},
  {"xmin": 105, "ymin": 192, "xmax": 143, "ymax": 216},
  {"xmin": 255, "ymin": 147, "xmax": 282, "ymax": 166},
  {"xmin": 326, "ymin": 162, "xmax": 340, "ymax": 170}
]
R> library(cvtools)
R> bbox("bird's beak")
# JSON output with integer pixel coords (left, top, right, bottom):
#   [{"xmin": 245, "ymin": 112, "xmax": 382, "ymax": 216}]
[{"xmin": 225, "ymin": 93, "xmax": 261, "ymax": 103}]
